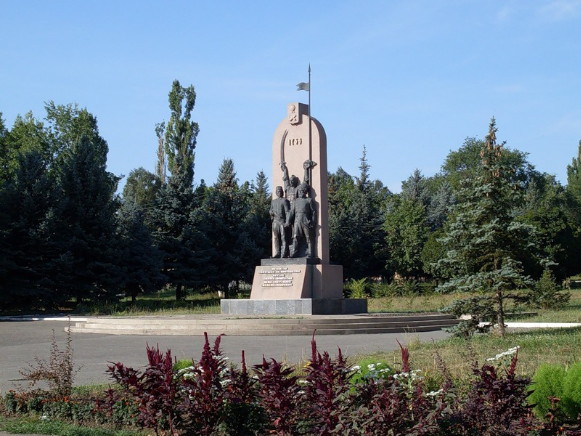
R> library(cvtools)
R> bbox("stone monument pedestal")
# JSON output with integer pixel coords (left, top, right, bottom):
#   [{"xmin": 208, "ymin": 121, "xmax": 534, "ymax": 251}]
[{"xmin": 221, "ymin": 258, "xmax": 367, "ymax": 315}]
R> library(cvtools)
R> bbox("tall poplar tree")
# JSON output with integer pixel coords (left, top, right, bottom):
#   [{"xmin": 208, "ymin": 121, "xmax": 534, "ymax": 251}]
[
  {"xmin": 151, "ymin": 80, "xmax": 202, "ymax": 300},
  {"xmin": 566, "ymin": 140, "xmax": 581, "ymax": 225},
  {"xmin": 436, "ymin": 119, "xmax": 537, "ymax": 337}
]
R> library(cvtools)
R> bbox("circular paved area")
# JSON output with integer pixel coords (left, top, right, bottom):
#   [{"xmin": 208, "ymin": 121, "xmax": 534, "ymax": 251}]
[{"xmin": 0, "ymin": 318, "xmax": 450, "ymax": 393}]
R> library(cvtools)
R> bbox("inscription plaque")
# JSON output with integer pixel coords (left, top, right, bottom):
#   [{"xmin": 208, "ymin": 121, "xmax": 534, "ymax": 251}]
[{"xmin": 260, "ymin": 267, "xmax": 302, "ymax": 287}]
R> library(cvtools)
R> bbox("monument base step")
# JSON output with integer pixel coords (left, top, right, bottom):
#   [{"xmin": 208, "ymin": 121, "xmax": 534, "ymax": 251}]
[{"xmin": 221, "ymin": 298, "xmax": 367, "ymax": 315}]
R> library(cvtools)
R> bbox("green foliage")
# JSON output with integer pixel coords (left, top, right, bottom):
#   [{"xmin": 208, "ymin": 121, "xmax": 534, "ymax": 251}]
[
  {"xmin": 173, "ymin": 359, "xmax": 194, "ymax": 372},
  {"xmin": 529, "ymin": 269, "xmax": 571, "ymax": 310},
  {"xmin": 519, "ymin": 173, "xmax": 581, "ymax": 280},
  {"xmin": 164, "ymin": 79, "xmax": 198, "ymax": 187},
  {"xmin": 122, "ymin": 167, "xmax": 161, "ymax": 214},
  {"xmin": 350, "ymin": 358, "xmax": 393, "ymax": 385},
  {"xmin": 51, "ymin": 134, "xmax": 121, "ymax": 302},
  {"xmin": 148, "ymin": 80, "xmax": 207, "ymax": 301},
  {"xmin": 420, "ymin": 228, "xmax": 446, "ymax": 277},
  {"xmin": 384, "ymin": 195, "xmax": 429, "ymax": 278},
  {"xmin": 0, "ymin": 112, "xmax": 49, "ymax": 183},
  {"xmin": 201, "ymin": 159, "xmax": 260, "ymax": 296},
  {"xmin": 436, "ymin": 119, "xmax": 538, "ymax": 337},
  {"xmin": 567, "ymin": 140, "xmax": 581, "ymax": 207},
  {"xmin": 368, "ymin": 280, "xmax": 434, "ymax": 297},
  {"xmin": 441, "ymin": 136, "xmax": 535, "ymax": 192},
  {"xmin": 328, "ymin": 149, "xmax": 389, "ymax": 280},
  {"xmin": 0, "ymin": 150, "xmax": 60, "ymax": 309},
  {"xmin": 345, "ymin": 278, "xmax": 369, "ymax": 298},
  {"xmin": 116, "ymin": 202, "xmax": 165, "ymax": 301},
  {"xmin": 528, "ymin": 364, "xmax": 566, "ymax": 419},
  {"xmin": 562, "ymin": 362, "xmax": 581, "ymax": 420}
]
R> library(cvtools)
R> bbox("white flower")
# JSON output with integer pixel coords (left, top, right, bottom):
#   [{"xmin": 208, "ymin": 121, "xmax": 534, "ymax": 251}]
[
  {"xmin": 486, "ymin": 346, "xmax": 520, "ymax": 361},
  {"xmin": 426, "ymin": 389, "xmax": 443, "ymax": 397},
  {"xmin": 351, "ymin": 365, "xmax": 361, "ymax": 371}
]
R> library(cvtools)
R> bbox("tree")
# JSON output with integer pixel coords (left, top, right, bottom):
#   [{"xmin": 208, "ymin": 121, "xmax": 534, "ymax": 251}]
[
  {"xmin": 116, "ymin": 201, "xmax": 164, "ymax": 302},
  {"xmin": 401, "ymin": 169, "xmax": 430, "ymax": 207},
  {"xmin": 122, "ymin": 167, "xmax": 162, "ymax": 221},
  {"xmin": 51, "ymin": 134, "xmax": 121, "ymax": 303},
  {"xmin": 566, "ymin": 140, "xmax": 581, "ymax": 230},
  {"xmin": 200, "ymin": 159, "xmax": 259, "ymax": 295},
  {"xmin": 150, "ymin": 80, "xmax": 202, "ymax": 300},
  {"xmin": 442, "ymin": 136, "xmax": 535, "ymax": 192},
  {"xmin": 383, "ymin": 196, "xmax": 430, "ymax": 279},
  {"xmin": 44, "ymin": 102, "xmax": 107, "ymax": 167},
  {"xmin": 329, "ymin": 148, "xmax": 389, "ymax": 279},
  {"xmin": 1, "ymin": 112, "xmax": 48, "ymax": 183},
  {"xmin": 426, "ymin": 179, "xmax": 455, "ymax": 230},
  {"xmin": 566, "ymin": 140, "xmax": 581, "ymax": 205},
  {"xmin": 355, "ymin": 145, "xmax": 371, "ymax": 191},
  {"xmin": 435, "ymin": 119, "xmax": 537, "ymax": 337},
  {"xmin": 0, "ymin": 150, "xmax": 58, "ymax": 310},
  {"xmin": 164, "ymin": 80, "xmax": 199, "ymax": 187},
  {"xmin": 247, "ymin": 170, "xmax": 271, "ymax": 259},
  {"xmin": 155, "ymin": 122, "xmax": 166, "ymax": 184},
  {"xmin": 518, "ymin": 174, "xmax": 581, "ymax": 280}
]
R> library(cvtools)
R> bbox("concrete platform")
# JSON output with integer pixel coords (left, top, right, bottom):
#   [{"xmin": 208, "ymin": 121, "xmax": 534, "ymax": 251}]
[
  {"xmin": 67, "ymin": 312, "xmax": 459, "ymax": 336},
  {"xmin": 221, "ymin": 298, "xmax": 367, "ymax": 315}
]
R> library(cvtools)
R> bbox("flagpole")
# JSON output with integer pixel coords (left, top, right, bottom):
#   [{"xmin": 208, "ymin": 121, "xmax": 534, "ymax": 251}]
[{"xmin": 308, "ymin": 64, "xmax": 312, "ymax": 168}]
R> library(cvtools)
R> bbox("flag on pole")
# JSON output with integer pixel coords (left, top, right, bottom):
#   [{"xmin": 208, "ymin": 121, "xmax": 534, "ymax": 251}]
[{"xmin": 296, "ymin": 82, "xmax": 310, "ymax": 91}]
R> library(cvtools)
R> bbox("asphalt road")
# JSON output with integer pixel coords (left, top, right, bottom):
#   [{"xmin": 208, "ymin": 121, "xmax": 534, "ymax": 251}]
[{"xmin": 0, "ymin": 318, "xmax": 450, "ymax": 393}]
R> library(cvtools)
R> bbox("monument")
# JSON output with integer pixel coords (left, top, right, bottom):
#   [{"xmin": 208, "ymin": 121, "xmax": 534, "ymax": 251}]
[{"xmin": 221, "ymin": 102, "xmax": 367, "ymax": 315}]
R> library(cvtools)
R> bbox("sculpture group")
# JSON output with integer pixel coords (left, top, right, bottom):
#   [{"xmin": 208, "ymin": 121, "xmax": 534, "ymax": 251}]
[{"xmin": 271, "ymin": 160, "xmax": 317, "ymax": 258}]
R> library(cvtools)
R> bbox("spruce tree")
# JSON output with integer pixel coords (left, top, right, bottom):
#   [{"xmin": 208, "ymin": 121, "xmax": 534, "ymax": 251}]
[
  {"xmin": 51, "ymin": 135, "xmax": 121, "ymax": 303},
  {"xmin": 435, "ymin": 119, "xmax": 536, "ymax": 337},
  {"xmin": 116, "ymin": 201, "xmax": 164, "ymax": 302},
  {"xmin": 0, "ymin": 150, "xmax": 58, "ymax": 310},
  {"xmin": 329, "ymin": 149, "xmax": 389, "ymax": 279},
  {"xmin": 248, "ymin": 170, "xmax": 271, "ymax": 259},
  {"xmin": 200, "ymin": 159, "xmax": 258, "ymax": 296}
]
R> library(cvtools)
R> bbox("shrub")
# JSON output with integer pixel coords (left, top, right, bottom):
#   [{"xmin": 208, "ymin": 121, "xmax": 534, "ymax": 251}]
[
  {"xmin": 350, "ymin": 358, "xmax": 393, "ymax": 385},
  {"xmin": 253, "ymin": 356, "xmax": 301, "ymax": 434},
  {"xmin": 173, "ymin": 358, "xmax": 194, "ymax": 372},
  {"xmin": 344, "ymin": 278, "xmax": 369, "ymax": 298},
  {"xmin": 529, "ymin": 269, "xmax": 570, "ymax": 310},
  {"xmin": 18, "ymin": 323, "xmax": 79, "ymax": 399},
  {"xmin": 456, "ymin": 349, "xmax": 537, "ymax": 436},
  {"xmin": 562, "ymin": 362, "xmax": 581, "ymax": 421},
  {"xmin": 301, "ymin": 336, "xmax": 353, "ymax": 434},
  {"xmin": 528, "ymin": 364, "xmax": 566, "ymax": 419},
  {"xmin": 107, "ymin": 344, "xmax": 181, "ymax": 434}
]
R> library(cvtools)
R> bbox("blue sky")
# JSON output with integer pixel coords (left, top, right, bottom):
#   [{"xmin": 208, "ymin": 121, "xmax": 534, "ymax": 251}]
[{"xmin": 2, "ymin": 0, "xmax": 581, "ymax": 193}]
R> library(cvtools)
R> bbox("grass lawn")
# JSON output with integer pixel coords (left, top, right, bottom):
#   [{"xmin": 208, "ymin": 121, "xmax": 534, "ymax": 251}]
[
  {"xmin": 349, "ymin": 326, "xmax": 581, "ymax": 394},
  {"xmin": 0, "ymin": 415, "xmax": 144, "ymax": 436},
  {"xmin": 75, "ymin": 290, "xmax": 222, "ymax": 316},
  {"xmin": 355, "ymin": 288, "xmax": 581, "ymax": 383}
]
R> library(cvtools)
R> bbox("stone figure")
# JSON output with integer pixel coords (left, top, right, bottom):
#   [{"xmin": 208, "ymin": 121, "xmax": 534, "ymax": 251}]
[
  {"xmin": 287, "ymin": 183, "xmax": 317, "ymax": 258},
  {"xmin": 280, "ymin": 160, "xmax": 317, "ymax": 204},
  {"xmin": 270, "ymin": 186, "xmax": 290, "ymax": 258}
]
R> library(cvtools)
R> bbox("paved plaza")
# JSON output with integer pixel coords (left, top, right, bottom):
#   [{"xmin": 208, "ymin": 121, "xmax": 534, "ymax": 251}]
[{"xmin": 0, "ymin": 317, "xmax": 450, "ymax": 393}]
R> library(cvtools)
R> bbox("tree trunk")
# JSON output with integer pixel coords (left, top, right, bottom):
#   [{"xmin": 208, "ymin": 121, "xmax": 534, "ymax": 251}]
[
  {"xmin": 176, "ymin": 284, "xmax": 185, "ymax": 301},
  {"xmin": 496, "ymin": 290, "xmax": 506, "ymax": 337}
]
